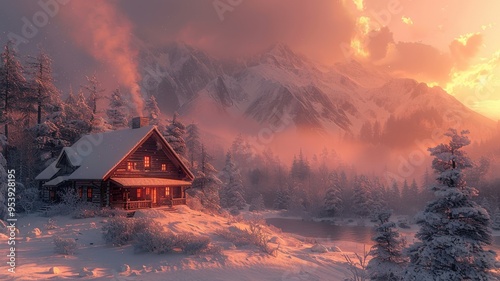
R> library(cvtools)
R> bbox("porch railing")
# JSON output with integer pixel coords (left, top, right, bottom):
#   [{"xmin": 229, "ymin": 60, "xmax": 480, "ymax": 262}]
[{"xmin": 110, "ymin": 200, "xmax": 152, "ymax": 210}]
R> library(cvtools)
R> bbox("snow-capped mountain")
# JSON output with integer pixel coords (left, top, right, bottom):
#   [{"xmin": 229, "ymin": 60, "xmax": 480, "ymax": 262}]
[{"xmin": 139, "ymin": 42, "xmax": 496, "ymax": 142}]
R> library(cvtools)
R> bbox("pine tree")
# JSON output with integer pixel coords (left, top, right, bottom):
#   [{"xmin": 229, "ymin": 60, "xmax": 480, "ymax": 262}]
[
  {"xmin": 492, "ymin": 207, "xmax": 500, "ymax": 231},
  {"xmin": 0, "ymin": 134, "xmax": 8, "ymax": 220},
  {"xmin": 219, "ymin": 151, "xmax": 246, "ymax": 210},
  {"xmin": 249, "ymin": 194, "xmax": 265, "ymax": 212},
  {"xmin": 185, "ymin": 122, "xmax": 201, "ymax": 169},
  {"xmin": 0, "ymin": 42, "xmax": 28, "ymax": 142},
  {"xmin": 352, "ymin": 175, "xmax": 372, "ymax": 217},
  {"xmin": 323, "ymin": 171, "xmax": 343, "ymax": 217},
  {"xmin": 27, "ymin": 51, "xmax": 58, "ymax": 125},
  {"xmin": 144, "ymin": 95, "xmax": 164, "ymax": 131},
  {"xmin": 273, "ymin": 186, "xmax": 289, "ymax": 210},
  {"xmin": 164, "ymin": 112, "xmax": 187, "ymax": 158},
  {"xmin": 83, "ymin": 74, "xmax": 105, "ymax": 116},
  {"xmin": 106, "ymin": 88, "xmax": 130, "ymax": 130},
  {"xmin": 404, "ymin": 129, "xmax": 496, "ymax": 281},
  {"xmin": 367, "ymin": 211, "xmax": 407, "ymax": 281},
  {"xmin": 192, "ymin": 145, "xmax": 221, "ymax": 211}
]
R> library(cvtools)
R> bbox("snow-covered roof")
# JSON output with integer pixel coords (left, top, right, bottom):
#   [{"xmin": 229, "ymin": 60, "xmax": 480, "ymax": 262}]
[
  {"xmin": 44, "ymin": 176, "xmax": 69, "ymax": 187},
  {"xmin": 36, "ymin": 125, "xmax": 194, "ymax": 182},
  {"xmin": 35, "ymin": 161, "xmax": 60, "ymax": 181},
  {"xmin": 111, "ymin": 177, "xmax": 192, "ymax": 187}
]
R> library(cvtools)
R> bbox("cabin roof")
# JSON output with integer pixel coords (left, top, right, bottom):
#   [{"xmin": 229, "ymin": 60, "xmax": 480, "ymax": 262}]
[
  {"xmin": 111, "ymin": 177, "xmax": 192, "ymax": 187},
  {"xmin": 35, "ymin": 125, "xmax": 194, "ymax": 182}
]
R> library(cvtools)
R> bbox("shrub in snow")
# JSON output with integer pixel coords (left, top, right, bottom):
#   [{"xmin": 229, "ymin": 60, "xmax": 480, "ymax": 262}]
[
  {"xmin": 119, "ymin": 264, "xmax": 130, "ymax": 273},
  {"xmin": 102, "ymin": 217, "xmax": 138, "ymax": 246},
  {"xmin": 53, "ymin": 236, "xmax": 77, "ymax": 255},
  {"xmin": 367, "ymin": 211, "xmax": 407, "ymax": 281},
  {"xmin": 72, "ymin": 202, "xmax": 100, "ymax": 219},
  {"xmin": 132, "ymin": 221, "xmax": 177, "ymax": 254},
  {"xmin": 217, "ymin": 220, "xmax": 272, "ymax": 254},
  {"xmin": 44, "ymin": 218, "xmax": 58, "ymax": 230},
  {"xmin": 132, "ymin": 220, "xmax": 211, "ymax": 255},
  {"xmin": 178, "ymin": 234, "xmax": 211, "ymax": 255},
  {"xmin": 78, "ymin": 267, "xmax": 95, "ymax": 277},
  {"xmin": 404, "ymin": 129, "xmax": 496, "ymax": 280}
]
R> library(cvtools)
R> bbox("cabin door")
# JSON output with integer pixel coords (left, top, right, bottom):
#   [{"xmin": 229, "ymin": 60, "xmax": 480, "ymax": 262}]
[{"xmin": 152, "ymin": 188, "xmax": 157, "ymax": 204}]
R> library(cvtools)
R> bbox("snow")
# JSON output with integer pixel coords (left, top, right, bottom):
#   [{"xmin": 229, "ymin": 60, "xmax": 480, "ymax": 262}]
[
  {"xmin": 111, "ymin": 178, "xmax": 192, "ymax": 187},
  {"xmin": 0, "ymin": 206, "xmax": 417, "ymax": 281}
]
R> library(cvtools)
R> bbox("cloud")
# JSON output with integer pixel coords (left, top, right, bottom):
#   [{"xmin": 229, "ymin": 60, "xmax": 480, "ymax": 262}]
[
  {"xmin": 449, "ymin": 33, "xmax": 483, "ymax": 70},
  {"xmin": 120, "ymin": 0, "xmax": 356, "ymax": 63},
  {"xmin": 366, "ymin": 27, "xmax": 394, "ymax": 60}
]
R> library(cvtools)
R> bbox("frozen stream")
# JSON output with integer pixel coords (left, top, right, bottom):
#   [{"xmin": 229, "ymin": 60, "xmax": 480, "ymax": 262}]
[{"xmin": 266, "ymin": 218, "xmax": 500, "ymax": 251}]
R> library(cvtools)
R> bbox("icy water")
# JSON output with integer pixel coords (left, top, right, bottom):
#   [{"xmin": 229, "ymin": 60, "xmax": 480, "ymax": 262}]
[
  {"xmin": 266, "ymin": 218, "xmax": 500, "ymax": 251},
  {"xmin": 266, "ymin": 218, "xmax": 374, "ymax": 244}
]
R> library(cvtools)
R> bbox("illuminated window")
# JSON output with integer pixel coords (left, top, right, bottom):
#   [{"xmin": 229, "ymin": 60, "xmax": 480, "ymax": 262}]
[
  {"xmin": 127, "ymin": 162, "xmax": 137, "ymax": 171},
  {"xmin": 144, "ymin": 156, "xmax": 151, "ymax": 169},
  {"xmin": 87, "ymin": 187, "xmax": 92, "ymax": 202},
  {"xmin": 78, "ymin": 187, "xmax": 83, "ymax": 198},
  {"xmin": 146, "ymin": 187, "xmax": 150, "ymax": 195},
  {"xmin": 165, "ymin": 187, "xmax": 170, "ymax": 196},
  {"xmin": 137, "ymin": 188, "xmax": 142, "ymax": 198},
  {"xmin": 161, "ymin": 163, "xmax": 167, "ymax": 171}
]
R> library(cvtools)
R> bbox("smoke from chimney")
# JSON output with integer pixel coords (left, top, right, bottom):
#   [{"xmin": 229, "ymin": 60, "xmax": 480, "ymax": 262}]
[{"xmin": 61, "ymin": 1, "xmax": 144, "ymax": 115}]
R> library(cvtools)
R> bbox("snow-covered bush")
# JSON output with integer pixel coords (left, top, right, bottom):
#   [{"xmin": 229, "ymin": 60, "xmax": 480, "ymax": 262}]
[
  {"xmin": 44, "ymin": 218, "xmax": 58, "ymax": 230},
  {"xmin": 102, "ymin": 217, "xmax": 137, "ymax": 246},
  {"xmin": 72, "ymin": 202, "xmax": 100, "ymax": 219},
  {"xmin": 217, "ymin": 220, "xmax": 272, "ymax": 254},
  {"xmin": 132, "ymin": 221, "xmax": 176, "ymax": 254},
  {"xmin": 53, "ymin": 236, "xmax": 77, "ymax": 255},
  {"xmin": 177, "ymin": 234, "xmax": 211, "ymax": 255}
]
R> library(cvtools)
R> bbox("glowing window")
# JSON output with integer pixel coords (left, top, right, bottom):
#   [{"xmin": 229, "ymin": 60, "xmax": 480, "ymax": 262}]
[
  {"xmin": 165, "ymin": 187, "xmax": 170, "ymax": 196},
  {"xmin": 78, "ymin": 187, "xmax": 83, "ymax": 198},
  {"xmin": 144, "ymin": 156, "xmax": 151, "ymax": 169},
  {"xmin": 86, "ymin": 187, "xmax": 92, "ymax": 202},
  {"xmin": 137, "ymin": 188, "xmax": 142, "ymax": 198},
  {"xmin": 127, "ymin": 162, "xmax": 137, "ymax": 171},
  {"xmin": 161, "ymin": 163, "xmax": 167, "ymax": 171}
]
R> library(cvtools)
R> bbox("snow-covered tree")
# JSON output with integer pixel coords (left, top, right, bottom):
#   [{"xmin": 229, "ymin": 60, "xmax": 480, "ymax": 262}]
[
  {"xmin": 0, "ymin": 134, "xmax": 8, "ymax": 220},
  {"xmin": 144, "ymin": 95, "xmax": 164, "ymax": 131},
  {"xmin": 191, "ymin": 145, "xmax": 221, "ymax": 211},
  {"xmin": 249, "ymin": 194, "xmax": 265, "ymax": 212},
  {"xmin": 31, "ymin": 90, "xmax": 69, "ymax": 169},
  {"xmin": 219, "ymin": 151, "xmax": 246, "ymax": 210},
  {"xmin": 164, "ymin": 112, "xmax": 187, "ymax": 158},
  {"xmin": 290, "ymin": 149, "xmax": 310, "ymax": 181},
  {"xmin": 63, "ymin": 89, "xmax": 91, "ymax": 142},
  {"xmin": 83, "ymin": 74, "xmax": 105, "ymax": 116},
  {"xmin": 367, "ymin": 211, "xmax": 407, "ymax": 281},
  {"xmin": 492, "ymin": 207, "xmax": 500, "ymax": 231},
  {"xmin": 404, "ymin": 129, "xmax": 496, "ymax": 281},
  {"xmin": 106, "ymin": 88, "xmax": 130, "ymax": 130},
  {"xmin": 0, "ymin": 41, "xmax": 27, "ymax": 141},
  {"xmin": 323, "ymin": 171, "xmax": 343, "ymax": 217},
  {"xmin": 352, "ymin": 175, "xmax": 372, "ymax": 217},
  {"xmin": 273, "ymin": 186, "xmax": 289, "ymax": 210},
  {"xmin": 186, "ymin": 123, "xmax": 201, "ymax": 169},
  {"xmin": 230, "ymin": 134, "xmax": 253, "ymax": 167},
  {"xmin": 27, "ymin": 51, "xmax": 58, "ymax": 125}
]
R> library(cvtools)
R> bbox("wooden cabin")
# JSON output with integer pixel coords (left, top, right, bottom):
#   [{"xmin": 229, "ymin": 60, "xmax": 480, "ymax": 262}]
[{"xmin": 35, "ymin": 118, "xmax": 194, "ymax": 209}]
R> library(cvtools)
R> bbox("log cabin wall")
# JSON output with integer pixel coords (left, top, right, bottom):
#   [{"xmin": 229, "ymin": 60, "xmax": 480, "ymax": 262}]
[{"xmin": 110, "ymin": 134, "xmax": 187, "ymax": 180}]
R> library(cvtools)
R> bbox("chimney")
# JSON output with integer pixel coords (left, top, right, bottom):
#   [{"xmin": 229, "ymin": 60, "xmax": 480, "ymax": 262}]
[{"xmin": 131, "ymin": 117, "xmax": 149, "ymax": 129}]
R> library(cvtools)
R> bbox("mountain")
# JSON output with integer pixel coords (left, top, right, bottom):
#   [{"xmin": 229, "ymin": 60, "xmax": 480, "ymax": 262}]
[{"xmin": 139, "ymin": 42, "xmax": 496, "ymax": 145}]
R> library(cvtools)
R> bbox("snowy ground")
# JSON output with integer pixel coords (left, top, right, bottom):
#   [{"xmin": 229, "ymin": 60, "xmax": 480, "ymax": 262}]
[
  {"xmin": 1, "ymin": 207, "xmax": 371, "ymax": 281},
  {"xmin": 1, "ymin": 206, "xmax": 499, "ymax": 281}
]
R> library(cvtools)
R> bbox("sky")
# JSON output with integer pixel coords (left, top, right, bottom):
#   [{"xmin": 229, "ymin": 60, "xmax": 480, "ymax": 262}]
[{"xmin": 0, "ymin": 0, "xmax": 499, "ymax": 120}]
